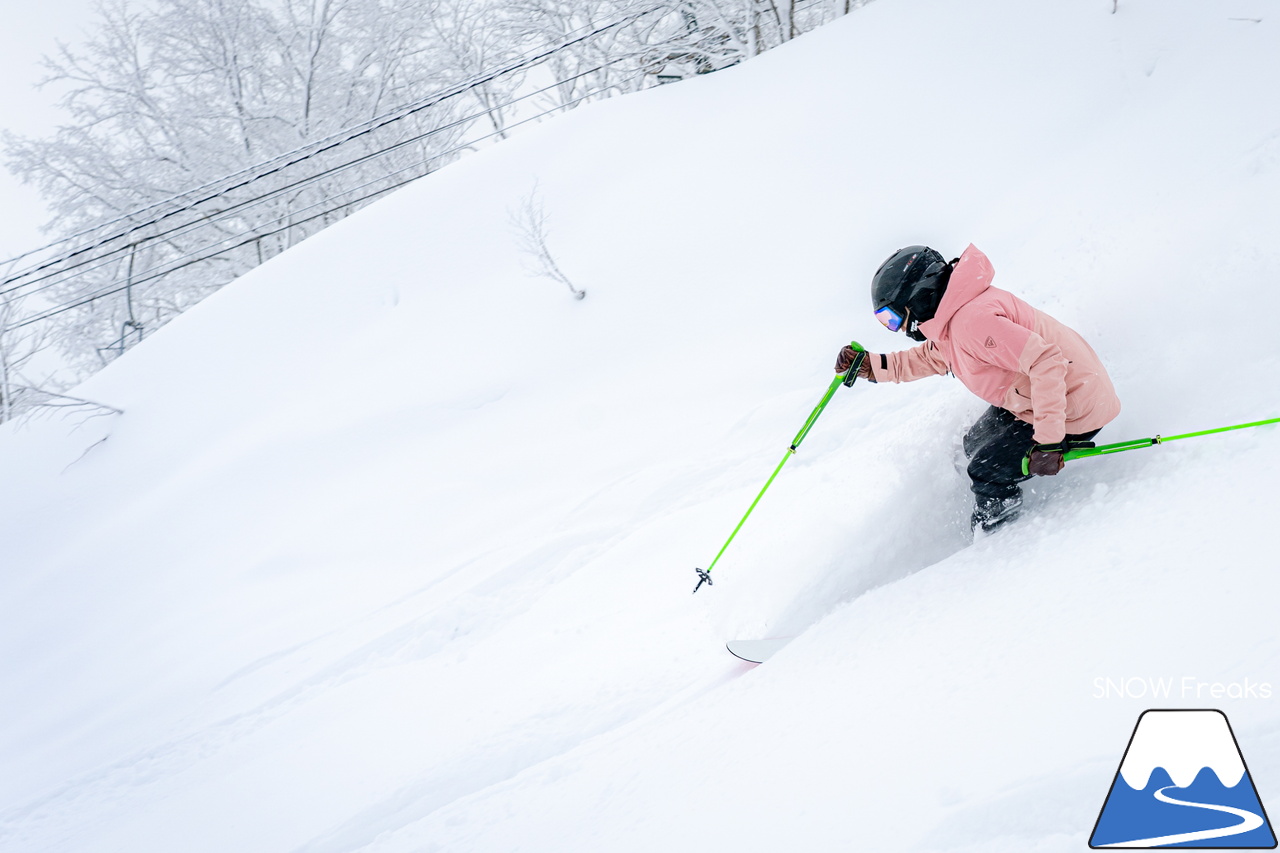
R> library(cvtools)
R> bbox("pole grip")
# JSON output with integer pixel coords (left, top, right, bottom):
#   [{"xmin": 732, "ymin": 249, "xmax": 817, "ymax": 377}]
[{"xmin": 841, "ymin": 340, "xmax": 867, "ymax": 388}]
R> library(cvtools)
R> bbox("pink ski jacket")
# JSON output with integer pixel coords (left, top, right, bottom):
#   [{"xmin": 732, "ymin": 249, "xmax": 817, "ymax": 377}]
[{"xmin": 867, "ymin": 244, "xmax": 1120, "ymax": 445}]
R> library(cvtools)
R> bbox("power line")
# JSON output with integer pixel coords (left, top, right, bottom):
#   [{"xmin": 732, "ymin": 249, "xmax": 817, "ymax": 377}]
[
  {"xmin": 6, "ymin": 67, "xmax": 649, "ymax": 332},
  {"xmin": 0, "ymin": 56, "xmax": 636, "ymax": 302},
  {"xmin": 0, "ymin": 5, "xmax": 666, "ymax": 282}
]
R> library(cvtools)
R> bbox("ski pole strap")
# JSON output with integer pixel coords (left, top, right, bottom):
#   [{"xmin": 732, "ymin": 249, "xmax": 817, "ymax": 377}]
[
  {"xmin": 790, "ymin": 343, "xmax": 865, "ymax": 451},
  {"xmin": 789, "ymin": 374, "xmax": 845, "ymax": 452},
  {"xmin": 1021, "ymin": 416, "xmax": 1280, "ymax": 474}
]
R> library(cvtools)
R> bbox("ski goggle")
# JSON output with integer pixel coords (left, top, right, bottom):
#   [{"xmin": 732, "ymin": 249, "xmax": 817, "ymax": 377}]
[{"xmin": 875, "ymin": 305, "xmax": 904, "ymax": 332}]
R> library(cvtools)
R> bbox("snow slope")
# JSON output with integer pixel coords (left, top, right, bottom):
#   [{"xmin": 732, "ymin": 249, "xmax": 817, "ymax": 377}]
[{"xmin": 2, "ymin": 0, "xmax": 1280, "ymax": 850}]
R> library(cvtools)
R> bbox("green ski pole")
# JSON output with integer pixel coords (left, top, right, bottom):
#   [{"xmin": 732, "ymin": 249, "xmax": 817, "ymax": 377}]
[
  {"xmin": 693, "ymin": 342, "xmax": 867, "ymax": 593},
  {"xmin": 1020, "ymin": 416, "xmax": 1280, "ymax": 476}
]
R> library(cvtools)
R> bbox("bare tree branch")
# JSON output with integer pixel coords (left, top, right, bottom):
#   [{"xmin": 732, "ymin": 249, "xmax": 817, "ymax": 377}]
[{"xmin": 509, "ymin": 182, "xmax": 585, "ymax": 300}]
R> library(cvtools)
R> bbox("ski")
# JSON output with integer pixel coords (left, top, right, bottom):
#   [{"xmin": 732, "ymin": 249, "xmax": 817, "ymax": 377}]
[{"xmin": 726, "ymin": 637, "xmax": 793, "ymax": 663}]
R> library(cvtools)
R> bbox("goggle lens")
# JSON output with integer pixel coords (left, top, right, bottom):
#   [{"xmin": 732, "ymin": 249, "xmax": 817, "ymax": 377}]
[{"xmin": 875, "ymin": 306, "xmax": 904, "ymax": 332}]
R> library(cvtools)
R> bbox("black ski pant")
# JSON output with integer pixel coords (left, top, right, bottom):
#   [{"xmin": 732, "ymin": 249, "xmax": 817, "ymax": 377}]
[{"xmin": 962, "ymin": 406, "xmax": 1100, "ymax": 500}]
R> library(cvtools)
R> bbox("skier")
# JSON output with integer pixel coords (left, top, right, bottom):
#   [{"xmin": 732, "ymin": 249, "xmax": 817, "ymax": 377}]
[{"xmin": 836, "ymin": 244, "xmax": 1121, "ymax": 532}]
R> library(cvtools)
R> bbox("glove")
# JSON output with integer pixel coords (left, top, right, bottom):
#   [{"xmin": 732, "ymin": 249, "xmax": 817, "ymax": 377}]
[
  {"xmin": 1025, "ymin": 440, "xmax": 1097, "ymax": 477},
  {"xmin": 1026, "ymin": 447, "xmax": 1065, "ymax": 476},
  {"xmin": 834, "ymin": 345, "xmax": 875, "ymax": 381}
]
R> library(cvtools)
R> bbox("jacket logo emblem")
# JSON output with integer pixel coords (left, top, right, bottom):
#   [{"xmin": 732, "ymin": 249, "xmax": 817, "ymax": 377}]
[{"xmin": 984, "ymin": 336, "xmax": 997, "ymax": 348}]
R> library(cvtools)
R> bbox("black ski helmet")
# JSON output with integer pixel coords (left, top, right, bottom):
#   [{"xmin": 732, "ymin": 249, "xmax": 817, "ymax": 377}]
[{"xmin": 871, "ymin": 246, "xmax": 953, "ymax": 341}]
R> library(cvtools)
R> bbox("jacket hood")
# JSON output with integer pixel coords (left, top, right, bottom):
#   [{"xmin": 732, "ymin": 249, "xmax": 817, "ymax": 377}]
[{"xmin": 918, "ymin": 244, "xmax": 994, "ymax": 340}]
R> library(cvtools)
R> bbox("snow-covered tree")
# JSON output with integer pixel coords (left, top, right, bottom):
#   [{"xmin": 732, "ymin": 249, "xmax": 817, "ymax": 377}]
[
  {"xmin": 3, "ymin": 0, "xmax": 868, "ymax": 388},
  {"xmin": 0, "ymin": 292, "xmax": 50, "ymax": 423},
  {"xmin": 4, "ymin": 0, "xmax": 479, "ymax": 373}
]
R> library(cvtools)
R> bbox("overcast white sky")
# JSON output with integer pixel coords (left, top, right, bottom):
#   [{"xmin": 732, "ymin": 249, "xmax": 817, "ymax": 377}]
[{"xmin": 0, "ymin": 0, "xmax": 99, "ymax": 261}]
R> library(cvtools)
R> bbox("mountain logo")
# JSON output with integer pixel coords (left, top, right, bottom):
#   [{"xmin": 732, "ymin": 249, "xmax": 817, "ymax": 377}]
[
  {"xmin": 984, "ymin": 336, "xmax": 997, "ymax": 348},
  {"xmin": 1090, "ymin": 709, "xmax": 1277, "ymax": 849}
]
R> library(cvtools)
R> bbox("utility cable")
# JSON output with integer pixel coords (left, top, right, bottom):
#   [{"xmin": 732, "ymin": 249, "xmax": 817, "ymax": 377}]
[
  {"xmin": 0, "ymin": 5, "xmax": 666, "ymax": 280},
  {"xmin": 0, "ymin": 56, "xmax": 639, "ymax": 302},
  {"xmin": 5, "ymin": 67, "xmax": 649, "ymax": 332}
]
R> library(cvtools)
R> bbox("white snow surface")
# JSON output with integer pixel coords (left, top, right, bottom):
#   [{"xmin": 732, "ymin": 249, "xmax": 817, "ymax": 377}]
[{"xmin": 3, "ymin": 0, "xmax": 1280, "ymax": 851}]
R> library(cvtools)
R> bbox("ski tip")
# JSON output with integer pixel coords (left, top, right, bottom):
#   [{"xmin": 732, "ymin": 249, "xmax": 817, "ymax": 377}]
[{"xmin": 726, "ymin": 637, "xmax": 794, "ymax": 664}]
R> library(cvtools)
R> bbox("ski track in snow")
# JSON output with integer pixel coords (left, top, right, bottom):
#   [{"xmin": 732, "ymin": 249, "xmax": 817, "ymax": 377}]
[{"xmin": 1, "ymin": 521, "xmax": 693, "ymax": 842}]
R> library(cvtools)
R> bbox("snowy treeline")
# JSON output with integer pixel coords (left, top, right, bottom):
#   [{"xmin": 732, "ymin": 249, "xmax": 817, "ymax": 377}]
[{"xmin": 0, "ymin": 0, "xmax": 866, "ymax": 421}]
